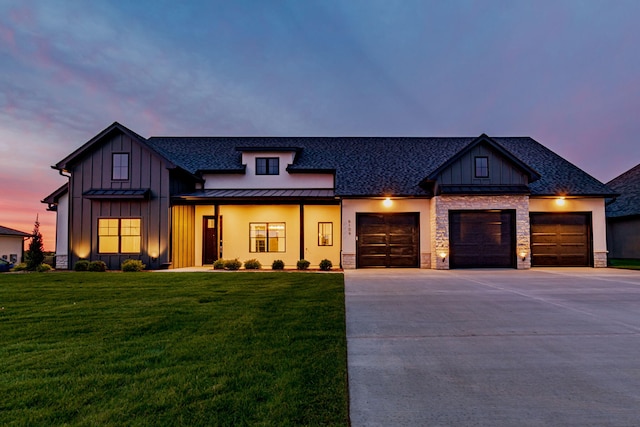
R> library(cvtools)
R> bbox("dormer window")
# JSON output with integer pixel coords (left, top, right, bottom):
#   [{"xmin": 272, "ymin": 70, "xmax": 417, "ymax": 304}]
[
  {"xmin": 256, "ymin": 157, "xmax": 279, "ymax": 175},
  {"xmin": 112, "ymin": 153, "xmax": 129, "ymax": 180},
  {"xmin": 475, "ymin": 156, "xmax": 489, "ymax": 178}
]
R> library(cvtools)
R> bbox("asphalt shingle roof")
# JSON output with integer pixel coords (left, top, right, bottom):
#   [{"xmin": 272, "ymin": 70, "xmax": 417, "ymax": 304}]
[
  {"xmin": 0, "ymin": 225, "xmax": 31, "ymax": 237},
  {"xmin": 606, "ymin": 163, "xmax": 640, "ymax": 218},
  {"xmin": 145, "ymin": 135, "xmax": 615, "ymax": 197}
]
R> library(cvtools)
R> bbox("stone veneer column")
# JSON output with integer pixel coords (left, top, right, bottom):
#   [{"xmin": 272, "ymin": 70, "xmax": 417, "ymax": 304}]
[{"xmin": 431, "ymin": 195, "xmax": 531, "ymax": 270}]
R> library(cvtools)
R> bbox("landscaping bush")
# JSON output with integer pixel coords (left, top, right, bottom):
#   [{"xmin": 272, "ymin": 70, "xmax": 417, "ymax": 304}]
[
  {"xmin": 74, "ymin": 260, "xmax": 90, "ymax": 271},
  {"xmin": 271, "ymin": 259, "xmax": 285, "ymax": 270},
  {"xmin": 88, "ymin": 261, "xmax": 107, "ymax": 272},
  {"xmin": 297, "ymin": 259, "xmax": 310, "ymax": 270},
  {"xmin": 319, "ymin": 259, "xmax": 333, "ymax": 271},
  {"xmin": 212, "ymin": 259, "xmax": 226, "ymax": 270},
  {"xmin": 121, "ymin": 259, "xmax": 145, "ymax": 272},
  {"xmin": 244, "ymin": 259, "xmax": 262, "ymax": 270},
  {"xmin": 36, "ymin": 263, "xmax": 52, "ymax": 272},
  {"xmin": 11, "ymin": 263, "xmax": 27, "ymax": 272},
  {"xmin": 224, "ymin": 259, "xmax": 242, "ymax": 271}
]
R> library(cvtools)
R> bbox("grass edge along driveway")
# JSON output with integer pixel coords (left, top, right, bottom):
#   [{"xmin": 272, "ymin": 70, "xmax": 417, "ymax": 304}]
[{"xmin": 0, "ymin": 272, "xmax": 348, "ymax": 426}]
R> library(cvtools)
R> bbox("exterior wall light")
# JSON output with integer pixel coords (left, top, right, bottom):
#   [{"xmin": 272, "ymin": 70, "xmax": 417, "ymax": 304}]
[
  {"xmin": 440, "ymin": 252, "xmax": 447, "ymax": 262},
  {"xmin": 383, "ymin": 197, "xmax": 392, "ymax": 207},
  {"xmin": 555, "ymin": 197, "xmax": 566, "ymax": 206},
  {"xmin": 520, "ymin": 251, "xmax": 527, "ymax": 262}
]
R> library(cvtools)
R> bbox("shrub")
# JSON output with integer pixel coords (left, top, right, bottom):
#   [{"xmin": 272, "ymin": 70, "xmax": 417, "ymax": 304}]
[
  {"xmin": 212, "ymin": 259, "xmax": 226, "ymax": 270},
  {"xmin": 122, "ymin": 259, "xmax": 145, "ymax": 272},
  {"xmin": 36, "ymin": 263, "xmax": 52, "ymax": 272},
  {"xmin": 271, "ymin": 259, "xmax": 285, "ymax": 270},
  {"xmin": 11, "ymin": 263, "xmax": 27, "ymax": 272},
  {"xmin": 319, "ymin": 259, "xmax": 333, "ymax": 271},
  {"xmin": 297, "ymin": 259, "xmax": 310, "ymax": 270},
  {"xmin": 244, "ymin": 259, "xmax": 262, "ymax": 270},
  {"xmin": 74, "ymin": 260, "xmax": 90, "ymax": 271},
  {"xmin": 88, "ymin": 261, "xmax": 107, "ymax": 272},
  {"xmin": 224, "ymin": 259, "xmax": 242, "ymax": 271}
]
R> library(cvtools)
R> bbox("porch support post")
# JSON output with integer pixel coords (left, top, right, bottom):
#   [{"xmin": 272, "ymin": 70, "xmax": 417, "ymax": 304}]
[
  {"xmin": 214, "ymin": 204, "xmax": 220, "ymax": 260},
  {"xmin": 300, "ymin": 204, "xmax": 304, "ymax": 261}
]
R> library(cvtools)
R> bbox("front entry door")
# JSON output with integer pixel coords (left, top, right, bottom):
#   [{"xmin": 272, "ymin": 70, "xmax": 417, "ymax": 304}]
[{"xmin": 203, "ymin": 216, "xmax": 217, "ymax": 264}]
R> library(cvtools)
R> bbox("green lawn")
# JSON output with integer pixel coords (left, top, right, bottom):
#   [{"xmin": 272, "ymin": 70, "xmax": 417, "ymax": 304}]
[
  {"xmin": 608, "ymin": 259, "xmax": 640, "ymax": 270},
  {"xmin": 0, "ymin": 272, "xmax": 348, "ymax": 426}
]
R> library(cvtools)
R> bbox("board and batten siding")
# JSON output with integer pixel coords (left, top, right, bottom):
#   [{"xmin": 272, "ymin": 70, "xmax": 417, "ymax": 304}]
[
  {"xmin": 171, "ymin": 205, "xmax": 196, "ymax": 268},
  {"xmin": 437, "ymin": 144, "xmax": 528, "ymax": 186},
  {"xmin": 67, "ymin": 131, "xmax": 171, "ymax": 270}
]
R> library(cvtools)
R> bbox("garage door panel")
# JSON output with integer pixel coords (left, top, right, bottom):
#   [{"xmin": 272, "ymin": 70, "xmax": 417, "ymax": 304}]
[
  {"xmin": 357, "ymin": 213, "xmax": 419, "ymax": 268},
  {"xmin": 450, "ymin": 211, "xmax": 515, "ymax": 268},
  {"xmin": 530, "ymin": 213, "xmax": 591, "ymax": 267}
]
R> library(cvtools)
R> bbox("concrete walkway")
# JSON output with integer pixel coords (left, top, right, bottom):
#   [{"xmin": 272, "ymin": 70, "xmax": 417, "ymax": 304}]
[{"xmin": 345, "ymin": 268, "xmax": 640, "ymax": 426}]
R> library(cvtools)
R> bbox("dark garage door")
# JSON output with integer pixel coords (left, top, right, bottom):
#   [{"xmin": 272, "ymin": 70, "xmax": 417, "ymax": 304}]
[
  {"xmin": 357, "ymin": 213, "xmax": 419, "ymax": 268},
  {"xmin": 450, "ymin": 210, "xmax": 515, "ymax": 268},
  {"xmin": 530, "ymin": 213, "xmax": 591, "ymax": 266}
]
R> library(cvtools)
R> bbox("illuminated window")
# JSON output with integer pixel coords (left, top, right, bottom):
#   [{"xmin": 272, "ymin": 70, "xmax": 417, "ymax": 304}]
[
  {"xmin": 98, "ymin": 218, "xmax": 141, "ymax": 253},
  {"xmin": 318, "ymin": 222, "xmax": 333, "ymax": 246},
  {"xmin": 112, "ymin": 153, "xmax": 129, "ymax": 180},
  {"xmin": 250, "ymin": 222, "xmax": 285, "ymax": 252},
  {"xmin": 475, "ymin": 156, "xmax": 489, "ymax": 178},
  {"xmin": 256, "ymin": 157, "xmax": 279, "ymax": 175}
]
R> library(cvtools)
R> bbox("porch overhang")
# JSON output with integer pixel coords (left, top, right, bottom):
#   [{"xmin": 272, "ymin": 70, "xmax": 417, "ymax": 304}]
[
  {"xmin": 172, "ymin": 188, "xmax": 338, "ymax": 204},
  {"xmin": 83, "ymin": 189, "xmax": 151, "ymax": 199}
]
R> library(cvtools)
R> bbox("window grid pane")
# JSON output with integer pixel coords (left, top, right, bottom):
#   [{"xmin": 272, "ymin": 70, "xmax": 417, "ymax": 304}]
[
  {"xmin": 256, "ymin": 157, "xmax": 279, "ymax": 175},
  {"xmin": 250, "ymin": 222, "xmax": 285, "ymax": 252},
  {"xmin": 475, "ymin": 157, "xmax": 489, "ymax": 178},
  {"xmin": 98, "ymin": 218, "xmax": 141, "ymax": 254},
  {"xmin": 318, "ymin": 222, "xmax": 333, "ymax": 246},
  {"xmin": 113, "ymin": 153, "xmax": 129, "ymax": 180}
]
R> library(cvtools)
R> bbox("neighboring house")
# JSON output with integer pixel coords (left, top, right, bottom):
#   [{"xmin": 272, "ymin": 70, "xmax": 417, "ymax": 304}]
[
  {"xmin": 606, "ymin": 163, "xmax": 640, "ymax": 260},
  {"xmin": 0, "ymin": 225, "xmax": 30, "ymax": 264},
  {"xmin": 42, "ymin": 122, "xmax": 616, "ymax": 270}
]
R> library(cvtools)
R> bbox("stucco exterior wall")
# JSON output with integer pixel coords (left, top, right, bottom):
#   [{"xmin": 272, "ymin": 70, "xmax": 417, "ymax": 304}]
[
  {"xmin": 340, "ymin": 198, "xmax": 432, "ymax": 269},
  {"xmin": 529, "ymin": 197, "xmax": 608, "ymax": 267},
  {"xmin": 55, "ymin": 191, "xmax": 69, "ymax": 269},
  {"xmin": 194, "ymin": 204, "xmax": 340, "ymax": 268},
  {"xmin": 431, "ymin": 195, "xmax": 531, "ymax": 270},
  {"xmin": 202, "ymin": 151, "xmax": 333, "ymax": 189}
]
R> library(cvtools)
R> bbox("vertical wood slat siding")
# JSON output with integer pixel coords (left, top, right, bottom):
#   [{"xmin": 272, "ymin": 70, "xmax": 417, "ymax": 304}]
[
  {"xmin": 171, "ymin": 205, "xmax": 195, "ymax": 268},
  {"xmin": 68, "ymin": 131, "xmax": 173, "ymax": 270},
  {"xmin": 438, "ymin": 144, "xmax": 528, "ymax": 186}
]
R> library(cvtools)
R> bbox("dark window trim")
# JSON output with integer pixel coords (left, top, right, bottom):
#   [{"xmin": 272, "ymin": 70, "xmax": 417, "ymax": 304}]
[
  {"xmin": 475, "ymin": 156, "xmax": 489, "ymax": 178},
  {"xmin": 256, "ymin": 157, "xmax": 279, "ymax": 175},
  {"xmin": 318, "ymin": 222, "xmax": 333, "ymax": 246},
  {"xmin": 112, "ymin": 153, "xmax": 130, "ymax": 181},
  {"xmin": 249, "ymin": 222, "xmax": 286, "ymax": 253},
  {"xmin": 98, "ymin": 217, "xmax": 141, "ymax": 254}
]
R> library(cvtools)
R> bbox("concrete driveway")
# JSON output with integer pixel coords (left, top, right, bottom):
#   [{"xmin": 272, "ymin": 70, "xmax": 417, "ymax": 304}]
[{"xmin": 345, "ymin": 268, "xmax": 640, "ymax": 426}]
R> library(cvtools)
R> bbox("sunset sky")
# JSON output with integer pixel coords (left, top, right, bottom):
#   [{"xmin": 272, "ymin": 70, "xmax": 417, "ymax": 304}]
[{"xmin": 1, "ymin": 0, "xmax": 639, "ymax": 251}]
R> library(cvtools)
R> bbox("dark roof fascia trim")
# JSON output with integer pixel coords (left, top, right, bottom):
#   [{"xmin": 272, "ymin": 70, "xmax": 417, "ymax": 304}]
[
  {"xmin": 607, "ymin": 213, "xmax": 640, "ymax": 221},
  {"xmin": 41, "ymin": 182, "xmax": 69, "ymax": 211},
  {"xmin": 235, "ymin": 146, "xmax": 302, "ymax": 153},
  {"xmin": 436, "ymin": 185, "xmax": 531, "ymax": 196},
  {"xmin": 54, "ymin": 122, "xmax": 177, "ymax": 172},
  {"xmin": 426, "ymin": 134, "xmax": 542, "ymax": 182},
  {"xmin": 171, "ymin": 196, "xmax": 340, "ymax": 205},
  {"xmin": 286, "ymin": 167, "xmax": 336, "ymax": 174},
  {"xmin": 337, "ymin": 195, "xmax": 432, "ymax": 199},
  {"xmin": 0, "ymin": 226, "xmax": 31, "ymax": 237},
  {"xmin": 197, "ymin": 166, "xmax": 247, "ymax": 175},
  {"xmin": 530, "ymin": 193, "xmax": 619, "ymax": 198}
]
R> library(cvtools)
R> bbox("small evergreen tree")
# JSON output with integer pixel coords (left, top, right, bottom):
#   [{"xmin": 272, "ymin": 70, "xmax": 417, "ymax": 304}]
[{"xmin": 26, "ymin": 215, "xmax": 45, "ymax": 270}]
